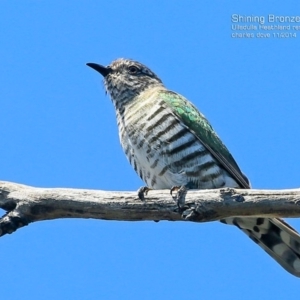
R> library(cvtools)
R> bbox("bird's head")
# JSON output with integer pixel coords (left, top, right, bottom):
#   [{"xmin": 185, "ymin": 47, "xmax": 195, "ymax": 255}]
[{"xmin": 87, "ymin": 58, "xmax": 163, "ymax": 105}]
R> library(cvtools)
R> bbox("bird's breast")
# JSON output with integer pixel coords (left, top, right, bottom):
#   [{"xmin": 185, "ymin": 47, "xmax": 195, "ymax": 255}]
[{"xmin": 115, "ymin": 92, "xmax": 239, "ymax": 190}]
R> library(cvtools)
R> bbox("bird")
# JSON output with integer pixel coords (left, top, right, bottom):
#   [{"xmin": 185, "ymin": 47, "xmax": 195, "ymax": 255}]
[{"xmin": 87, "ymin": 58, "xmax": 300, "ymax": 277}]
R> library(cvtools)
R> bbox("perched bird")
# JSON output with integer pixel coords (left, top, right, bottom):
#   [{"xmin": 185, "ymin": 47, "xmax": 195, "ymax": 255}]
[{"xmin": 87, "ymin": 58, "xmax": 300, "ymax": 277}]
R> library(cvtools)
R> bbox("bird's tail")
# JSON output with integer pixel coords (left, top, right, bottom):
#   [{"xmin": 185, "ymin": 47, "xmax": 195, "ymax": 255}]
[{"xmin": 221, "ymin": 217, "xmax": 300, "ymax": 277}]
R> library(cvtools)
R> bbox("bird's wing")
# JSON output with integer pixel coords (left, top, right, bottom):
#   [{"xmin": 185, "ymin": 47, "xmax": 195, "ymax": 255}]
[{"xmin": 160, "ymin": 90, "xmax": 250, "ymax": 189}]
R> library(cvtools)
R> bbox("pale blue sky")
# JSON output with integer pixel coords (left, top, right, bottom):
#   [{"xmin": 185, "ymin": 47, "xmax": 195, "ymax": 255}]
[{"xmin": 1, "ymin": 1, "xmax": 300, "ymax": 299}]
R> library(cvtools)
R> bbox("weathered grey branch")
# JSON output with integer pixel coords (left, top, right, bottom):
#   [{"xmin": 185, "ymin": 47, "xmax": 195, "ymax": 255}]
[{"xmin": 0, "ymin": 180, "xmax": 300, "ymax": 236}]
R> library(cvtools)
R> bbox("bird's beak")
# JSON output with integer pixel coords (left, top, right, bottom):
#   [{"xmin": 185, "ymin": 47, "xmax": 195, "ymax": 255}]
[{"xmin": 86, "ymin": 63, "xmax": 111, "ymax": 77}]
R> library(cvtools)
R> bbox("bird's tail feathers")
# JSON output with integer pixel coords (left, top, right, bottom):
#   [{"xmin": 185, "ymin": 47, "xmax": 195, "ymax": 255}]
[{"xmin": 221, "ymin": 217, "xmax": 300, "ymax": 277}]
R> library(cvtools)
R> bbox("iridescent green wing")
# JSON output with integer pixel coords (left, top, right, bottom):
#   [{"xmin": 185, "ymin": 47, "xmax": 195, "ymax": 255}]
[{"xmin": 160, "ymin": 90, "xmax": 250, "ymax": 189}]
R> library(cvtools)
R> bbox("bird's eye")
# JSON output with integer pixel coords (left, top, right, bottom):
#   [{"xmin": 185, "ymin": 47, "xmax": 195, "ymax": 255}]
[{"xmin": 128, "ymin": 66, "xmax": 139, "ymax": 74}]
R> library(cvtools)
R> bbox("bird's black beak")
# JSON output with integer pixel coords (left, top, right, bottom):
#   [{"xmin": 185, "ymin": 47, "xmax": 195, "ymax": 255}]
[{"xmin": 86, "ymin": 63, "xmax": 112, "ymax": 77}]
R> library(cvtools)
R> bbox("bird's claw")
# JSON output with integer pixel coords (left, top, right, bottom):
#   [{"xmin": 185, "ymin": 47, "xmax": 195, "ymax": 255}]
[
  {"xmin": 170, "ymin": 185, "xmax": 188, "ymax": 208},
  {"xmin": 137, "ymin": 186, "xmax": 151, "ymax": 201}
]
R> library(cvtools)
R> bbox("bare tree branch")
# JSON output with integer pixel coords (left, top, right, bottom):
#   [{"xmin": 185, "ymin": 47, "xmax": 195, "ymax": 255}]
[{"xmin": 0, "ymin": 180, "xmax": 300, "ymax": 236}]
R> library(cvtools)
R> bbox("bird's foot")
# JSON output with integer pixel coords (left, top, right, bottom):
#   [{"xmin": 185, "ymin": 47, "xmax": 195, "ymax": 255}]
[
  {"xmin": 170, "ymin": 185, "xmax": 188, "ymax": 208},
  {"xmin": 137, "ymin": 186, "xmax": 151, "ymax": 201}
]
